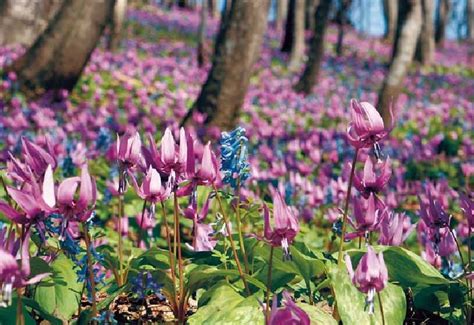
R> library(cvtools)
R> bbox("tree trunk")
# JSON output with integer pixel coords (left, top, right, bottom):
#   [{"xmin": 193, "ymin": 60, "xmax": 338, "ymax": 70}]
[
  {"xmin": 288, "ymin": 0, "xmax": 305, "ymax": 69},
  {"xmin": 108, "ymin": 0, "xmax": 127, "ymax": 51},
  {"xmin": 208, "ymin": 0, "xmax": 218, "ymax": 17},
  {"xmin": 378, "ymin": 0, "xmax": 422, "ymax": 125},
  {"xmin": 177, "ymin": 0, "xmax": 188, "ymax": 8},
  {"xmin": 305, "ymin": 0, "xmax": 318, "ymax": 31},
  {"xmin": 294, "ymin": 0, "xmax": 332, "ymax": 95},
  {"xmin": 467, "ymin": 0, "xmax": 474, "ymax": 41},
  {"xmin": 335, "ymin": 0, "xmax": 352, "ymax": 56},
  {"xmin": 185, "ymin": 0, "xmax": 270, "ymax": 130},
  {"xmin": 281, "ymin": 0, "xmax": 296, "ymax": 52},
  {"xmin": 0, "ymin": 0, "xmax": 63, "ymax": 47},
  {"xmin": 197, "ymin": 0, "xmax": 208, "ymax": 67},
  {"xmin": 382, "ymin": 0, "xmax": 397, "ymax": 41},
  {"xmin": 275, "ymin": 0, "xmax": 289, "ymax": 32},
  {"xmin": 415, "ymin": 0, "xmax": 434, "ymax": 65},
  {"xmin": 434, "ymin": 0, "xmax": 449, "ymax": 46},
  {"xmin": 7, "ymin": 0, "xmax": 115, "ymax": 98}
]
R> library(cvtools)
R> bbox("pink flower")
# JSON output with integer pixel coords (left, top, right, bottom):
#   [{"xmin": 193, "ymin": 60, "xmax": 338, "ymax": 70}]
[
  {"xmin": 130, "ymin": 166, "xmax": 171, "ymax": 205},
  {"xmin": 0, "ymin": 231, "xmax": 50, "ymax": 306},
  {"xmin": 353, "ymin": 157, "xmax": 391, "ymax": 199},
  {"xmin": 378, "ymin": 212, "xmax": 415, "ymax": 246},
  {"xmin": 57, "ymin": 163, "xmax": 96, "ymax": 222},
  {"xmin": 347, "ymin": 99, "xmax": 392, "ymax": 151},
  {"xmin": 346, "ymin": 194, "xmax": 385, "ymax": 240},
  {"xmin": 345, "ymin": 246, "xmax": 388, "ymax": 314},
  {"xmin": 268, "ymin": 291, "xmax": 310, "ymax": 325},
  {"xmin": 459, "ymin": 192, "xmax": 473, "ymax": 227},
  {"xmin": 116, "ymin": 131, "xmax": 142, "ymax": 168},
  {"xmin": 20, "ymin": 137, "xmax": 57, "ymax": 179},
  {"xmin": 418, "ymin": 188, "xmax": 450, "ymax": 229},
  {"xmin": 263, "ymin": 188, "xmax": 299, "ymax": 260}
]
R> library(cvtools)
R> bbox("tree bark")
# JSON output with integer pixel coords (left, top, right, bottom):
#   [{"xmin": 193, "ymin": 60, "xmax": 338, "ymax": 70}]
[
  {"xmin": 288, "ymin": 0, "xmax": 305, "ymax": 69},
  {"xmin": 382, "ymin": 0, "xmax": 397, "ymax": 41},
  {"xmin": 294, "ymin": 0, "xmax": 332, "ymax": 95},
  {"xmin": 7, "ymin": 0, "xmax": 115, "ymax": 98},
  {"xmin": 281, "ymin": 0, "xmax": 297, "ymax": 53},
  {"xmin": 197, "ymin": 0, "xmax": 208, "ymax": 67},
  {"xmin": 415, "ymin": 0, "xmax": 434, "ymax": 65},
  {"xmin": 275, "ymin": 0, "xmax": 289, "ymax": 32},
  {"xmin": 434, "ymin": 0, "xmax": 449, "ymax": 46},
  {"xmin": 108, "ymin": 0, "xmax": 127, "ymax": 51},
  {"xmin": 467, "ymin": 0, "xmax": 474, "ymax": 41},
  {"xmin": 305, "ymin": 0, "xmax": 318, "ymax": 31},
  {"xmin": 0, "ymin": 0, "xmax": 63, "ymax": 47},
  {"xmin": 335, "ymin": 0, "xmax": 352, "ymax": 56},
  {"xmin": 378, "ymin": 0, "xmax": 422, "ymax": 125},
  {"xmin": 185, "ymin": 0, "xmax": 270, "ymax": 130},
  {"xmin": 208, "ymin": 0, "xmax": 218, "ymax": 17}
]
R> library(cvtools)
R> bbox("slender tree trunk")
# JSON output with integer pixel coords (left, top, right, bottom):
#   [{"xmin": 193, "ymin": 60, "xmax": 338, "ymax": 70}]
[
  {"xmin": 208, "ymin": 0, "xmax": 218, "ymax": 17},
  {"xmin": 288, "ymin": 0, "xmax": 305, "ymax": 69},
  {"xmin": 305, "ymin": 0, "xmax": 318, "ymax": 31},
  {"xmin": 7, "ymin": 0, "xmax": 115, "ymax": 98},
  {"xmin": 435, "ymin": 0, "xmax": 449, "ymax": 46},
  {"xmin": 378, "ymin": 0, "xmax": 422, "ymax": 125},
  {"xmin": 415, "ymin": 0, "xmax": 434, "ymax": 65},
  {"xmin": 0, "ymin": 0, "xmax": 63, "ymax": 47},
  {"xmin": 382, "ymin": 0, "xmax": 397, "ymax": 41},
  {"xmin": 276, "ymin": 0, "xmax": 289, "ymax": 32},
  {"xmin": 281, "ymin": 0, "xmax": 296, "ymax": 52},
  {"xmin": 468, "ymin": 0, "xmax": 474, "ymax": 41},
  {"xmin": 185, "ymin": 0, "xmax": 270, "ymax": 130},
  {"xmin": 108, "ymin": 0, "xmax": 127, "ymax": 51},
  {"xmin": 197, "ymin": 0, "xmax": 208, "ymax": 67},
  {"xmin": 294, "ymin": 0, "xmax": 332, "ymax": 95},
  {"xmin": 177, "ymin": 0, "xmax": 188, "ymax": 8},
  {"xmin": 335, "ymin": 0, "xmax": 352, "ymax": 56}
]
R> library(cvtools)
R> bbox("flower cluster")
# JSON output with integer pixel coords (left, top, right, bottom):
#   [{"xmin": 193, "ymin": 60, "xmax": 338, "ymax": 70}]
[{"xmin": 220, "ymin": 127, "xmax": 251, "ymax": 189}]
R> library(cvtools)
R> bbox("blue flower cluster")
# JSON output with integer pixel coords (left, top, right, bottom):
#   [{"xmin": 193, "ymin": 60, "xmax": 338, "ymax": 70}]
[
  {"xmin": 130, "ymin": 271, "xmax": 164, "ymax": 299},
  {"xmin": 220, "ymin": 127, "xmax": 251, "ymax": 189}
]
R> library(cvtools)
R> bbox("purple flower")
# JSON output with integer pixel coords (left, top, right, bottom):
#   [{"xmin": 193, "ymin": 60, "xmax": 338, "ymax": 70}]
[
  {"xmin": 268, "ymin": 291, "xmax": 310, "ymax": 325},
  {"xmin": 346, "ymin": 193, "xmax": 385, "ymax": 240},
  {"xmin": 0, "ymin": 231, "xmax": 50, "ymax": 307},
  {"xmin": 418, "ymin": 188, "xmax": 450, "ymax": 229},
  {"xmin": 263, "ymin": 188, "xmax": 299, "ymax": 260},
  {"xmin": 378, "ymin": 211, "xmax": 415, "ymax": 246},
  {"xmin": 184, "ymin": 196, "xmax": 216, "ymax": 252},
  {"xmin": 347, "ymin": 99, "xmax": 392, "ymax": 150},
  {"xmin": 353, "ymin": 157, "xmax": 391, "ymax": 199},
  {"xmin": 459, "ymin": 192, "xmax": 473, "ymax": 227},
  {"xmin": 345, "ymin": 246, "xmax": 388, "ymax": 314},
  {"xmin": 116, "ymin": 131, "xmax": 142, "ymax": 168}
]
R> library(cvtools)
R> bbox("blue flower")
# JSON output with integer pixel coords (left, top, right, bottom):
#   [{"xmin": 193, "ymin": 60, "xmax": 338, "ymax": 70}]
[
  {"xmin": 130, "ymin": 271, "xmax": 164, "ymax": 299},
  {"xmin": 220, "ymin": 127, "xmax": 251, "ymax": 189}
]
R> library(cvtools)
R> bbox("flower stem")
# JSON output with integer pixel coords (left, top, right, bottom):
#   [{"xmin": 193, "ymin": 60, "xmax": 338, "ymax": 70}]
[
  {"xmin": 173, "ymin": 192, "xmax": 185, "ymax": 322},
  {"xmin": 377, "ymin": 292, "xmax": 385, "ymax": 325},
  {"xmin": 160, "ymin": 202, "xmax": 178, "ymax": 312},
  {"xmin": 83, "ymin": 223, "xmax": 97, "ymax": 318},
  {"xmin": 137, "ymin": 200, "xmax": 147, "ymax": 247},
  {"xmin": 468, "ymin": 226, "xmax": 472, "ymax": 325},
  {"xmin": 337, "ymin": 148, "xmax": 359, "ymax": 267},
  {"xmin": 265, "ymin": 245, "xmax": 274, "ymax": 322},
  {"xmin": 117, "ymin": 195, "xmax": 125, "ymax": 286},
  {"xmin": 213, "ymin": 184, "xmax": 250, "ymax": 295},
  {"xmin": 235, "ymin": 180, "xmax": 250, "ymax": 274},
  {"xmin": 16, "ymin": 289, "xmax": 24, "ymax": 325}
]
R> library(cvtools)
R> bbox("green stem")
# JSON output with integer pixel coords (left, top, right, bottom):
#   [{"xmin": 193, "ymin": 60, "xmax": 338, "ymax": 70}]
[
  {"xmin": 213, "ymin": 184, "xmax": 250, "ymax": 295},
  {"xmin": 137, "ymin": 200, "xmax": 147, "ymax": 247},
  {"xmin": 117, "ymin": 195, "xmax": 124, "ymax": 286},
  {"xmin": 337, "ymin": 148, "xmax": 359, "ymax": 267},
  {"xmin": 235, "ymin": 181, "xmax": 250, "ymax": 274},
  {"xmin": 468, "ymin": 226, "xmax": 472, "ymax": 325},
  {"xmin": 173, "ymin": 192, "xmax": 185, "ymax": 322},
  {"xmin": 265, "ymin": 246, "xmax": 274, "ymax": 322},
  {"xmin": 16, "ymin": 289, "xmax": 23, "ymax": 325},
  {"xmin": 160, "ymin": 202, "xmax": 178, "ymax": 313},
  {"xmin": 377, "ymin": 292, "xmax": 385, "ymax": 325},
  {"xmin": 83, "ymin": 223, "xmax": 97, "ymax": 318}
]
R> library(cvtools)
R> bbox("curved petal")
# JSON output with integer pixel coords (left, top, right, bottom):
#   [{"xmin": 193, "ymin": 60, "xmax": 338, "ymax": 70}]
[{"xmin": 57, "ymin": 177, "xmax": 80, "ymax": 206}]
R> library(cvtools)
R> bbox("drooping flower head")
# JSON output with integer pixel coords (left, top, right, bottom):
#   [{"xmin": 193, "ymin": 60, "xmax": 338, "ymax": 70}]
[
  {"xmin": 346, "ymin": 193, "xmax": 385, "ymax": 241},
  {"xmin": 347, "ymin": 99, "xmax": 392, "ymax": 157},
  {"xmin": 116, "ymin": 131, "xmax": 143, "ymax": 193},
  {"xmin": 353, "ymin": 157, "xmax": 391, "ymax": 199},
  {"xmin": 345, "ymin": 246, "xmax": 388, "ymax": 314},
  {"xmin": 0, "ymin": 231, "xmax": 50, "ymax": 307},
  {"xmin": 220, "ymin": 127, "xmax": 251, "ymax": 189},
  {"xmin": 268, "ymin": 290, "xmax": 310, "ymax": 325},
  {"xmin": 263, "ymin": 188, "xmax": 299, "ymax": 260},
  {"xmin": 130, "ymin": 166, "xmax": 171, "ymax": 216},
  {"xmin": 418, "ymin": 187, "xmax": 450, "ymax": 229},
  {"xmin": 378, "ymin": 211, "xmax": 415, "ymax": 246},
  {"xmin": 459, "ymin": 192, "xmax": 473, "ymax": 227}
]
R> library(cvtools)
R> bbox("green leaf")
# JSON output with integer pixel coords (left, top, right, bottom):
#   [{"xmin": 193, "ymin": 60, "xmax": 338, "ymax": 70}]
[
  {"xmin": 186, "ymin": 265, "xmax": 267, "ymax": 294},
  {"xmin": 328, "ymin": 265, "xmax": 406, "ymax": 325},
  {"xmin": 22, "ymin": 297, "xmax": 63, "ymax": 325},
  {"xmin": 29, "ymin": 257, "xmax": 53, "ymax": 278},
  {"xmin": 0, "ymin": 298, "xmax": 36, "ymax": 325},
  {"xmin": 296, "ymin": 302, "xmax": 337, "ymax": 325},
  {"xmin": 187, "ymin": 283, "xmax": 264, "ymax": 325},
  {"xmin": 129, "ymin": 246, "xmax": 171, "ymax": 270},
  {"xmin": 34, "ymin": 254, "xmax": 83, "ymax": 321}
]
